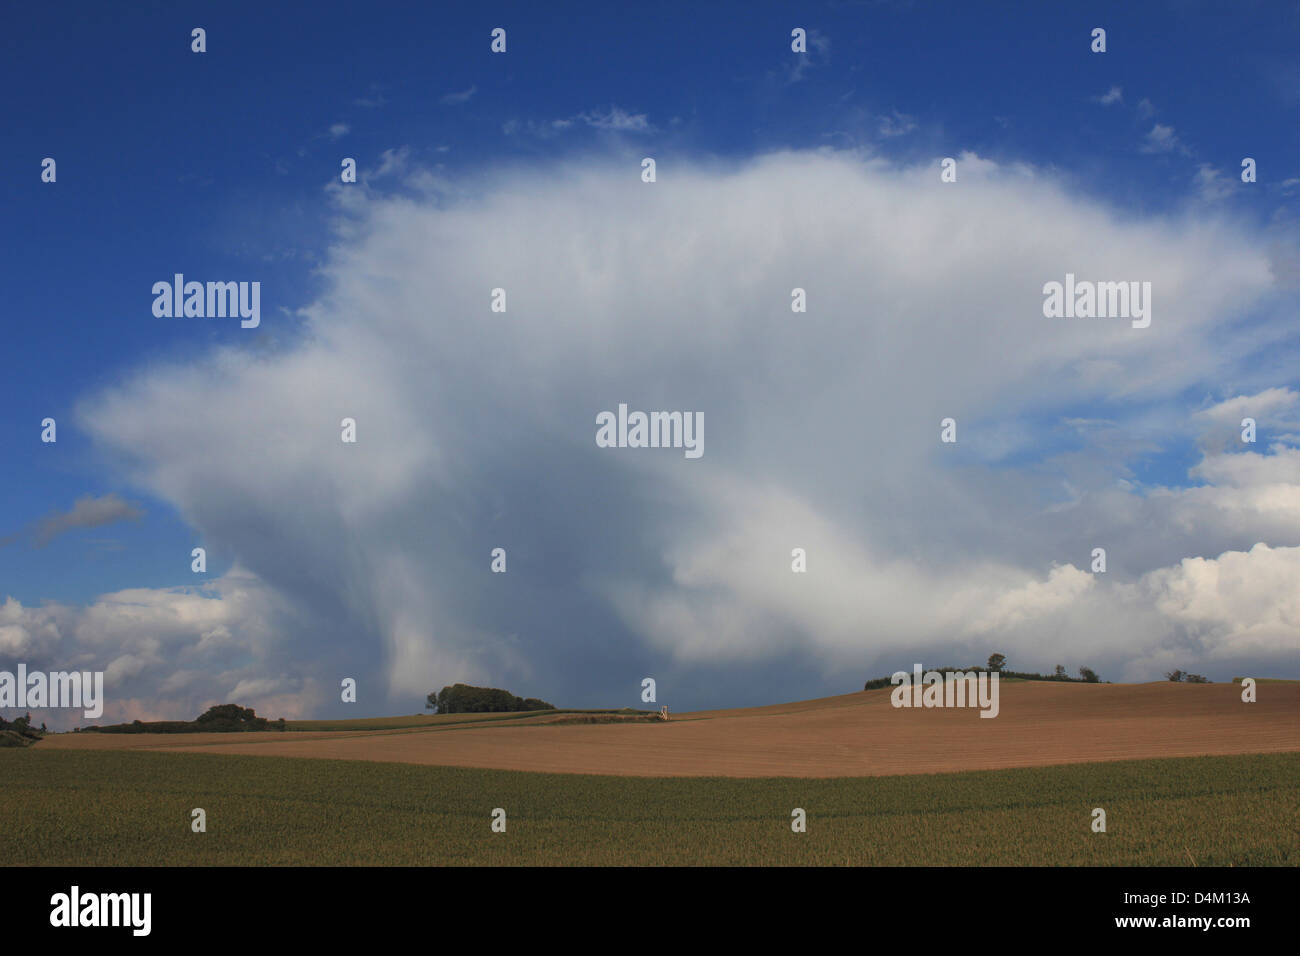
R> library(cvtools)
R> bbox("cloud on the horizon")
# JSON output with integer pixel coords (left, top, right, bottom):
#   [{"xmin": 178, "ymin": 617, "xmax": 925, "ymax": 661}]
[
  {"xmin": 0, "ymin": 569, "xmax": 325, "ymax": 728},
  {"xmin": 33, "ymin": 147, "xmax": 1298, "ymax": 724}
]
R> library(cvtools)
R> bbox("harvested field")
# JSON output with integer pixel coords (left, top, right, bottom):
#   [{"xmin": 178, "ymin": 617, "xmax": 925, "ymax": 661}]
[{"xmin": 39, "ymin": 681, "xmax": 1300, "ymax": 778}]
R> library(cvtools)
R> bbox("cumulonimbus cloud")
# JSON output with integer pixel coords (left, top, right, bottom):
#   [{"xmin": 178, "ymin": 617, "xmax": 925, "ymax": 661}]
[{"xmin": 53, "ymin": 147, "xmax": 1299, "ymax": 721}]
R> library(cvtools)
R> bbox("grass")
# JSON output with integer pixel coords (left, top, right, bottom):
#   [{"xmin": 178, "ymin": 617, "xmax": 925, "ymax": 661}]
[{"xmin": 1, "ymin": 749, "xmax": 1295, "ymax": 866}]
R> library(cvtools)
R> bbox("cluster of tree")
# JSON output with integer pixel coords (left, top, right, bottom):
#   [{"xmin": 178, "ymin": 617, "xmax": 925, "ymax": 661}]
[
  {"xmin": 0, "ymin": 713, "xmax": 45, "ymax": 747},
  {"xmin": 864, "ymin": 654, "xmax": 1102, "ymax": 691},
  {"xmin": 426, "ymin": 683, "xmax": 555, "ymax": 715},
  {"xmin": 85, "ymin": 703, "xmax": 287, "ymax": 734},
  {"xmin": 1166, "ymin": 670, "xmax": 1211, "ymax": 683}
]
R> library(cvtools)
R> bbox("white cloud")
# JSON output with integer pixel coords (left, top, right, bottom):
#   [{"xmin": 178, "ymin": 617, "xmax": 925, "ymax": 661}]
[
  {"xmin": 503, "ymin": 107, "xmax": 652, "ymax": 137},
  {"xmin": 0, "ymin": 569, "xmax": 322, "ymax": 728},
  {"xmin": 0, "ymin": 596, "xmax": 64, "ymax": 657},
  {"xmin": 1094, "ymin": 86, "xmax": 1123, "ymax": 105},
  {"xmin": 440, "ymin": 85, "xmax": 476, "ymax": 106},
  {"xmin": 578, "ymin": 106, "xmax": 651, "ymax": 131},
  {"xmin": 878, "ymin": 110, "xmax": 916, "ymax": 137},
  {"xmin": 1194, "ymin": 388, "xmax": 1298, "ymax": 428},
  {"xmin": 1145, "ymin": 543, "xmax": 1300, "ymax": 657},
  {"xmin": 328, "ymin": 123, "xmax": 350, "ymax": 140},
  {"xmin": 1194, "ymin": 164, "xmax": 1235, "ymax": 201},
  {"xmin": 66, "ymin": 148, "xmax": 1298, "ymax": 715},
  {"xmin": 1140, "ymin": 123, "xmax": 1182, "ymax": 154},
  {"xmin": 969, "ymin": 564, "xmax": 1096, "ymax": 633},
  {"xmin": 372, "ymin": 146, "xmax": 410, "ymax": 179}
]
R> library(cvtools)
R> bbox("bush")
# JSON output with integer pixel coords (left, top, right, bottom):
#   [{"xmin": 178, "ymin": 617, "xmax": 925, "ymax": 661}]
[
  {"xmin": 427, "ymin": 683, "xmax": 556, "ymax": 715},
  {"xmin": 0, "ymin": 713, "xmax": 41, "ymax": 745}
]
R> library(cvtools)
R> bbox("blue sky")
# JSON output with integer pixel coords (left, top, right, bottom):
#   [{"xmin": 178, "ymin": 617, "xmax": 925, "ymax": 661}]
[{"xmin": 3, "ymin": 1, "xmax": 1299, "ymax": 725}]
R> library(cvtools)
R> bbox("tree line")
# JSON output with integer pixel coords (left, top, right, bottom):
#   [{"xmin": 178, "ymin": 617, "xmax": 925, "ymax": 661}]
[
  {"xmin": 864, "ymin": 653, "xmax": 1103, "ymax": 691},
  {"xmin": 85, "ymin": 703, "xmax": 287, "ymax": 733}
]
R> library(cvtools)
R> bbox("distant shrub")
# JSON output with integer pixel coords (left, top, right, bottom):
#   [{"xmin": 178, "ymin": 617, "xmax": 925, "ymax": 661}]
[{"xmin": 427, "ymin": 683, "xmax": 556, "ymax": 714}]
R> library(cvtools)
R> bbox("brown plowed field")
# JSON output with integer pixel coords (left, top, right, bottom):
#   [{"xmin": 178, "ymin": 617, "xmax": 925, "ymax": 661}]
[{"xmin": 41, "ymin": 681, "xmax": 1300, "ymax": 777}]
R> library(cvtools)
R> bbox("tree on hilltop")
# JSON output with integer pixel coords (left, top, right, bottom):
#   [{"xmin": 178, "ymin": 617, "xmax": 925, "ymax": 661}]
[{"xmin": 426, "ymin": 683, "xmax": 554, "ymax": 714}]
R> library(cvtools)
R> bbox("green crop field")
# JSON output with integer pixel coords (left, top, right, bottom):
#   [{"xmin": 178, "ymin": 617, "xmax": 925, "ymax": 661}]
[{"xmin": 2, "ymin": 749, "xmax": 1295, "ymax": 866}]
